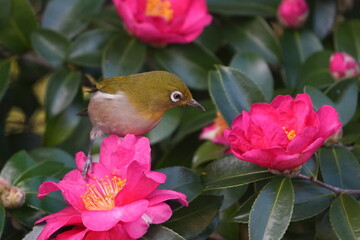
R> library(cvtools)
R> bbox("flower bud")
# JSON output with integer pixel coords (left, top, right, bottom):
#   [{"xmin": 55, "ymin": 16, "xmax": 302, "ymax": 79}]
[
  {"xmin": 277, "ymin": 0, "xmax": 309, "ymax": 28},
  {"xmin": 329, "ymin": 52, "xmax": 360, "ymax": 81},
  {"xmin": 1, "ymin": 187, "xmax": 25, "ymax": 208}
]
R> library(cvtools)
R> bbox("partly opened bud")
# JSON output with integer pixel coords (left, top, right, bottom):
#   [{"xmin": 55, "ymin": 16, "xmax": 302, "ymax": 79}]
[
  {"xmin": 2, "ymin": 187, "xmax": 25, "ymax": 208},
  {"xmin": 329, "ymin": 52, "xmax": 360, "ymax": 81},
  {"xmin": 277, "ymin": 0, "xmax": 309, "ymax": 28}
]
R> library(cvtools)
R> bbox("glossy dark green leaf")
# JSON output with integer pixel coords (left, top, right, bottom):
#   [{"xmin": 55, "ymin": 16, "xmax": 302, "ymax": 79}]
[
  {"xmin": 42, "ymin": 0, "xmax": 104, "ymax": 38},
  {"xmin": 141, "ymin": 225, "xmax": 185, "ymax": 240},
  {"xmin": 329, "ymin": 194, "xmax": 360, "ymax": 240},
  {"xmin": 334, "ymin": 20, "xmax": 360, "ymax": 62},
  {"xmin": 315, "ymin": 213, "xmax": 338, "ymax": 240},
  {"xmin": 192, "ymin": 141, "xmax": 228, "ymax": 170},
  {"xmin": 280, "ymin": 30, "xmax": 323, "ymax": 89},
  {"xmin": 23, "ymin": 225, "xmax": 44, "ymax": 240},
  {"xmin": 102, "ymin": 34, "xmax": 146, "ymax": 78},
  {"xmin": 309, "ymin": 0, "xmax": 336, "ymax": 39},
  {"xmin": 0, "ymin": 0, "xmax": 38, "ymax": 53},
  {"xmin": 230, "ymin": 52, "xmax": 274, "ymax": 101},
  {"xmin": 146, "ymin": 107, "xmax": 182, "ymax": 145},
  {"xmin": 153, "ymin": 43, "xmax": 220, "ymax": 90},
  {"xmin": 31, "ymin": 29, "xmax": 71, "ymax": 68},
  {"xmin": 292, "ymin": 180, "xmax": 335, "ymax": 221},
  {"xmin": 157, "ymin": 167, "xmax": 204, "ymax": 202},
  {"xmin": 69, "ymin": 29, "xmax": 116, "ymax": 67},
  {"xmin": 249, "ymin": 177, "xmax": 294, "ymax": 240},
  {"xmin": 0, "ymin": 150, "xmax": 36, "ymax": 184},
  {"xmin": 13, "ymin": 160, "xmax": 64, "ymax": 185},
  {"xmin": 303, "ymin": 86, "xmax": 336, "ymax": 111},
  {"xmin": 207, "ymin": 0, "xmax": 280, "ymax": 17},
  {"xmin": 0, "ymin": 0, "xmax": 11, "ymax": 27},
  {"xmin": 300, "ymin": 156, "xmax": 319, "ymax": 178},
  {"xmin": 173, "ymin": 100, "xmax": 216, "ymax": 144},
  {"xmin": 209, "ymin": 66, "xmax": 265, "ymax": 125},
  {"xmin": 44, "ymin": 93, "xmax": 82, "ymax": 147},
  {"xmin": 164, "ymin": 195, "xmax": 223, "ymax": 239},
  {"xmin": 232, "ymin": 194, "xmax": 257, "ymax": 223},
  {"xmin": 10, "ymin": 205, "xmax": 45, "ymax": 228},
  {"xmin": 0, "ymin": 59, "xmax": 12, "ymax": 102},
  {"xmin": 29, "ymin": 147, "xmax": 76, "ymax": 169},
  {"xmin": 319, "ymin": 146, "xmax": 360, "ymax": 189},
  {"xmin": 45, "ymin": 69, "xmax": 81, "ymax": 118},
  {"xmin": 203, "ymin": 155, "xmax": 274, "ymax": 190},
  {"xmin": 207, "ymin": 185, "xmax": 247, "ymax": 211},
  {"xmin": 224, "ymin": 17, "xmax": 281, "ymax": 64},
  {"xmin": 297, "ymin": 50, "xmax": 333, "ymax": 89},
  {"xmin": 325, "ymin": 79, "xmax": 358, "ymax": 125},
  {"xmin": 0, "ymin": 205, "xmax": 4, "ymax": 238}
]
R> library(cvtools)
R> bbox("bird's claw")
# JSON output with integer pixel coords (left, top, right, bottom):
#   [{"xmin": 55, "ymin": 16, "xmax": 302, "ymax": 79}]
[{"xmin": 82, "ymin": 155, "xmax": 93, "ymax": 179}]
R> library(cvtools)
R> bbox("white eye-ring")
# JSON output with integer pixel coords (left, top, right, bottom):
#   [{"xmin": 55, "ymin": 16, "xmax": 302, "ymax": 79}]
[{"xmin": 170, "ymin": 91, "xmax": 183, "ymax": 102}]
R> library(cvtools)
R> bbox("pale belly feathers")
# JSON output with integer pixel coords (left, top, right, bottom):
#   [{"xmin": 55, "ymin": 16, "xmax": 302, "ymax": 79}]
[{"xmin": 88, "ymin": 91, "xmax": 161, "ymax": 137}]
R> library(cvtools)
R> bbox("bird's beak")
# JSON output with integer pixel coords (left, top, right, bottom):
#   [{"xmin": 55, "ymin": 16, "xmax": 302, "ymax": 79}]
[{"xmin": 187, "ymin": 99, "xmax": 205, "ymax": 111}]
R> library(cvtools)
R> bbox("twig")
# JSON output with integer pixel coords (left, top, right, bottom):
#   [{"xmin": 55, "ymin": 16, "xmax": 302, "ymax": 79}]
[{"xmin": 296, "ymin": 173, "xmax": 360, "ymax": 195}]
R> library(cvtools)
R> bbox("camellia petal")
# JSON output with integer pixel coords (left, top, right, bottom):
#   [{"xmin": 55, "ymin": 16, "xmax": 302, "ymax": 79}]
[{"xmin": 226, "ymin": 93, "xmax": 342, "ymax": 171}]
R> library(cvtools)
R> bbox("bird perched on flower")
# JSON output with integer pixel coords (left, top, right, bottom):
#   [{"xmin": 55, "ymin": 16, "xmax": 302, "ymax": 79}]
[{"xmin": 81, "ymin": 71, "xmax": 205, "ymax": 177}]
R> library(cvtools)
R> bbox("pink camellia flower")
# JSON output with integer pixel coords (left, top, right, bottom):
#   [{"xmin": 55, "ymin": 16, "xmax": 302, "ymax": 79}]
[
  {"xmin": 200, "ymin": 112, "xmax": 229, "ymax": 145},
  {"xmin": 113, "ymin": 0, "xmax": 212, "ymax": 45},
  {"xmin": 277, "ymin": 0, "xmax": 309, "ymax": 28},
  {"xmin": 225, "ymin": 94, "xmax": 342, "ymax": 171},
  {"xmin": 329, "ymin": 52, "xmax": 360, "ymax": 81},
  {"xmin": 36, "ymin": 134, "xmax": 188, "ymax": 240}
]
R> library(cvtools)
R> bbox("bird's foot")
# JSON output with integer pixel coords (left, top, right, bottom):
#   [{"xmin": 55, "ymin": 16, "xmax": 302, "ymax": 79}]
[{"xmin": 82, "ymin": 155, "xmax": 93, "ymax": 179}]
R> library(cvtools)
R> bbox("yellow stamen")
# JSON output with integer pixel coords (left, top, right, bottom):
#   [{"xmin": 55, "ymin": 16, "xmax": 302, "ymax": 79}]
[
  {"xmin": 81, "ymin": 176, "xmax": 126, "ymax": 211},
  {"xmin": 282, "ymin": 127, "xmax": 296, "ymax": 140},
  {"xmin": 214, "ymin": 112, "xmax": 229, "ymax": 137},
  {"xmin": 146, "ymin": 0, "xmax": 174, "ymax": 22}
]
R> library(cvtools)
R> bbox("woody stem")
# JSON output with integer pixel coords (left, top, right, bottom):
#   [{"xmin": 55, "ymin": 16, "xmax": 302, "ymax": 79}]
[{"xmin": 296, "ymin": 173, "xmax": 360, "ymax": 195}]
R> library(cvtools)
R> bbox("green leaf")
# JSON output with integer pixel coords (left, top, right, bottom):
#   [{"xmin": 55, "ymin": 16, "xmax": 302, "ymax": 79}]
[
  {"xmin": 69, "ymin": 29, "xmax": 116, "ymax": 67},
  {"xmin": 45, "ymin": 69, "xmax": 81, "ymax": 118},
  {"xmin": 300, "ymin": 156, "xmax": 319, "ymax": 178},
  {"xmin": 232, "ymin": 194, "xmax": 257, "ymax": 223},
  {"xmin": 325, "ymin": 79, "xmax": 358, "ymax": 125},
  {"xmin": 102, "ymin": 34, "xmax": 146, "ymax": 77},
  {"xmin": 153, "ymin": 43, "xmax": 220, "ymax": 90},
  {"xmin": 42, "ymin": 0, "xmax": 104, "ymax": 38},
  {"xmin": 31, "ymin": 29, "xmax": 71, "ymax": 68},
  {"xmin": 207, "ymin": 0, "xmax": 280, "ymax": 17},
  {"xmin": 329, "ymin": 194, "xmax": 360, "ymax": 240},
  {"xmin": 203, "ymin": 155, "xmax": 274, "ymax": 190},
  {"xmin": 164, "ymin": 195, "xmax": 223, "ymax": 239},
  {"xmin": 209, "ymin": 66, "xmax": 266, "ymax": 125},
  {"xmin": 280, "ymin": 30, "xmax": 323, "ymax": 89},
  {"xmin": 303, "ymin": 86, "xmax": 336, "ymax": 111},
  {"xmin": 319, "ymin": 146, "xmax": 360, "ymax": 189},
  {"xmin": 29, "ymin": 147, "xmax": 76, "ymax": 169},
  {"xmin": 249, "ymin": 177, "xmax": 294, "ymax": 240},
  {"xmin": 207, "ymin": 185, "xmax": 247, "ymax": 211},
  {"xmin": 315, "ymin": 213, "xmax": 338, "ymax": 240},
  {"xmin": 192, "ymin": 141, "xmax": 228, "ymax": 170},
  {"xmin": 0, "ymin": 0, "xmax": 38, "ymax": 53},
  {"xmin": 0, "ymin": 59, "xmax": 12, "ymax": 102},
  {"xmin": 0, "ymin": 150, "xmax": 36, "ymax": 184},
  {"xmin": 10, "ymin": 205, "xmax": 45, "ymax": 228},
  {"xmin": 141, "ymin": 225, "xmax": 185, "ymax": 240},
  {"xmin": 292, "ymin": 180, "xmax": 335, "ymax": 221},
  {"xmin": 334, "ymin": 20, "xmax": 360, "ymax": 62},
  {"xmin": 297, "ymin": 50, "xmax": 334, "ymax": 89},
  {"xmin": 224, "ymin": 17, "xmax": 281, "ymax": 64},
  {"xmin": 146, "ymin": 107, "xmax": 182, "ymax": 145},
  {"xmin": 308, "ymin": 0, "xmax": 336, "ymax": 39},
  {"xmin": 157, "ymin": 167, "xmax": 204, "ymax": 202},
  {"xmin": 0, "ymin": 205, "xmax": 4, "ymax": 238},
  {"xmin": 230, "ymin": 52, "xmax": 274, "ymax": 102}
]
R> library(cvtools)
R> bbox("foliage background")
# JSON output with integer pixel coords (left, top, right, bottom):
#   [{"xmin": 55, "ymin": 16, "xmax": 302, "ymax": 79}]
[{"xmin": 0, "ymin": 0, "xmax": 360, "ymax": 239}]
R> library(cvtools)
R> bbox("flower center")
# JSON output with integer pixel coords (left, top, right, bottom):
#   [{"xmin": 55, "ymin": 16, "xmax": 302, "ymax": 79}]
[
  {"xmin": 214, "ymin": 112, "xmax": 229, "ymax": 137},
  {"xmin": 146, "ymin": 0, "xmax": 173, "ymax": 22},
  {"xmin": 81, "ymin": 176, "xmax": 126, "ymax": 211},
  {"xmin": 282, "ymin": 127, "xmax": 296, "ymax": 140}
]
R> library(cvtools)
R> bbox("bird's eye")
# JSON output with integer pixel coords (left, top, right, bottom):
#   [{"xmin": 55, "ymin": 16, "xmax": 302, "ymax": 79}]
[{"xmin": 170, "ymin": 91, "xmax": 183, "ymax": 103}]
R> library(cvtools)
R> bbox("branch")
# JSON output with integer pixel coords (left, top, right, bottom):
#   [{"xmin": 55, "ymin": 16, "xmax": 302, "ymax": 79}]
[{"xmin": 296, "ymin": 173, "xmax": 360, "ymax": 195}]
